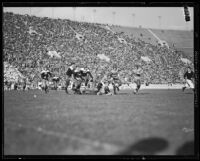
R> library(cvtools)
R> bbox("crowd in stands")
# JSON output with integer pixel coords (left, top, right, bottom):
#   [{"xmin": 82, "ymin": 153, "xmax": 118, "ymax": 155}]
[{"xmin": 3, "ymin": 12, "xmax": 193, "ymax": 89}]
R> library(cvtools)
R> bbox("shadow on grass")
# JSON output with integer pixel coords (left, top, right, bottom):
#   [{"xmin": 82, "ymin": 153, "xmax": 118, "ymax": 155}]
[
  {"xmin": 117, "ymin": 137, "xmax": 169, "ymax": 155},
  {"xmin": 176, "ymin": 141, "xmax": 194, "ymax": 155}
]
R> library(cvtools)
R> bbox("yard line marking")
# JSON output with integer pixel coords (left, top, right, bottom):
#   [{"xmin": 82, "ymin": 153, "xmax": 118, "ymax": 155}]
[{"xmin": 5, "ymin": 121, "xmax": 121, "ymax": 155}]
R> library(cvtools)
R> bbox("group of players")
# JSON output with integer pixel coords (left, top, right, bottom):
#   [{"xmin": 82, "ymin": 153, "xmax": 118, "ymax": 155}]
[
  {"xmin": 40, "ymin": 62, "xmax": 143, "ymax": 95},
  {"xmin": 39, "ymin": 62, "xmax": 194, "ymax": 95}
]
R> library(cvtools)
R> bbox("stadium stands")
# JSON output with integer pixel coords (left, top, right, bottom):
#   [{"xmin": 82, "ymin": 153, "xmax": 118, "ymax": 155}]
[{"xmin": 3, "ymin": 12, "xmax": 194, "ymax": 89}]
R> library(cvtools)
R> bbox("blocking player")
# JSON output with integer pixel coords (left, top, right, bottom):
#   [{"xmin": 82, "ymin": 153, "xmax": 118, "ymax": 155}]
[
  {"xmin": 80, "ymin": 68, "xmax": 93, "ymax": 89},
  {"xmin": 73, "ymin": 67, "xmax": 84, "ymax": 94},
  {"xmin": 182, "ymin": 66, "xmax": 194, "ymax": 92},
  {"xmin": 65, "ymin": 62, "xmax": 76, "ymax": 94},
  {"xmin": 41, "ymin": 67, "xmax": 52, "ymax": 93}
]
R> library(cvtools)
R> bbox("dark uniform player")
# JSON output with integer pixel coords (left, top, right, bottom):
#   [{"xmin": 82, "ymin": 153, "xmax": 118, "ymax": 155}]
[
  {"xmin": 80, "ymin": 68, "xmax": 93, "ymax": 88},
  {"xmin": 182, "ymin": 66, "xmax": 194, "ymax": 92},
  {"xmin": 73, "ymin": 68, "xmax": 84, "ymax": 94},
  {"xmin": 65, "ymin": 63, "xmax": 76, "ymax": 94},
  {"xmin": 41, "ymin": 68, "xmax": 52, "ymax": 93},
  {"xmin": 52, "ymin": 76, "xmax": 60, "ymax": 90}
]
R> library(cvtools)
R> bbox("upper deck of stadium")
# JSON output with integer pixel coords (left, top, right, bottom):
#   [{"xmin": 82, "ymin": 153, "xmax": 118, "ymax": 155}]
[{"xmin": 111, "ymin": 26, "xmax": 193, "ymax": 57}]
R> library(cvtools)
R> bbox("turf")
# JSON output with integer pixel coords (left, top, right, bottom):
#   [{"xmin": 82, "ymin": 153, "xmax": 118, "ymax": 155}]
[{"xmin": 4, "ymin": 89, "xmax": 194, "ymax": 155}]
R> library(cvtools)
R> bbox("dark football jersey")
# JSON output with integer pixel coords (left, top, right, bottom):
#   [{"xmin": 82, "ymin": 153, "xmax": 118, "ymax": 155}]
[
  {"xmin": 80, "ymin": 70, "xmax": 93, "ymax": 79},
  {"xmin": 66, "ymin": 67, "xmax": 75, "ymax": 77},
  {"xmin": 184, "ymin": 71, "xmax": 194, "ymax": 80},
  {"xmin": 41, "ymin": 70, "xmax": 51, "ymax": 80}
]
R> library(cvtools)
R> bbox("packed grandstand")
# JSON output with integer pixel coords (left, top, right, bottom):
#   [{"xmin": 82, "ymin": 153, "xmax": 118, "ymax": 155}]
[{"xmin": 3, "ymin": 12, "xmax": 194, "ymax": 90}]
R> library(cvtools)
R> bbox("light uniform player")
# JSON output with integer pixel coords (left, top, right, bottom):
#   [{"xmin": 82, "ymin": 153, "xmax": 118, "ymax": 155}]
[
  {"xmin": 131, "ymin": 65, "xmax": 143, "ymax": 94},
  {"xmin": 109, "ymin": 67, "xmax": 122, "ymax": 95},
  {"xmin": 40, "ymin": 68, "xmax": 52, "ymax": 93},
  {"xmin": 182, "ymin": 66, "xmax": 194, "ymax": 92},
  {"xmin": 65, "ymin": 63, "xmax": 76, "ymax": 94}
]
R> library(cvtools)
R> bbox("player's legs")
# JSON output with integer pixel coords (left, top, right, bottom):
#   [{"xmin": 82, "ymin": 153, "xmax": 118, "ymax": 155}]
[
  {"xmin": 186, "ymin": 79, "xmax": 194, "ymax": 89},
  {"xmin": 45, "ymin": 79, "xmax": 49, "ymax": 93},
  {"xmin": 131, "ymin": 82, "xmax": 137, "ymax": 94},
  {"xmin": 112, "ymin": 82, "xmax": 117, "ymax": 95},
  {"xmin": 74, "ymin": 79, "xmax": 82, "ymax": 94},
  {"xmin": 182, "ymin": 80, "xmax": 190, "ymax": 92},
  {"xmin": 23, "ymin": 83, "xmax": 26, "ymax": 91},
  {"xmin": 136, "ymin": 79, "xmax": 141, "ymax": 93},
  {"xmin": 65, "ymin": 76, "xmax": 71, "ymax": 94}
]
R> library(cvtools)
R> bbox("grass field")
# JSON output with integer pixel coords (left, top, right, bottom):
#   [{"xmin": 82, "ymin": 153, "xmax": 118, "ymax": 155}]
[{"xmin": 4, "ymin": 89, "xmax": 194, "ymax": 155}]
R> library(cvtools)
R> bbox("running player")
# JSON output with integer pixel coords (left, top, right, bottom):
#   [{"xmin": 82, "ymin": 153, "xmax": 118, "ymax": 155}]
[
  {"xmin": 132, "ymin": 64, "xmax": 143, "ymax": 94},
  {"xmin": 182, "ymin": 66, "xmax": 194, "ymax": 92},
  {"xmin": 65, "ymin": 62, "xmax": 76, "ymax": 94},
  {"xmin": 109, "ymin": 65, "xmax": 122, "ymax": 95},
  {"xmin": 41, "ymin": 67, "xmax": 52, "ymax": 93}
]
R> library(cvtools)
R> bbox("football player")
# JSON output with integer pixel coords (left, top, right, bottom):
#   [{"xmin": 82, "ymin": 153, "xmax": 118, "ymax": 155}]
[
  {"xmin": 65, "ymin": 62, "xmax": 76, "ymax": 94},
  {"xmin": 182, "ymin": 66, "xmax": 194, "ymax": 92},
  {"xmin": 73, "ymin": 67, "xmax": 84, "ymax": 94},
  {"xmin": 132, "ymin": 64, "xmax": 143, "ymax": 94},
  {"xmin": 41, "ymin": 67, "xmax": 52, "ymax": 93},
  {"xmin": 80, "ymin": 68, "xmax": 93, "ymax": 89},
  {"xmin": 109, "ymin": 65, "xmax": 122, "ymax": 95}
]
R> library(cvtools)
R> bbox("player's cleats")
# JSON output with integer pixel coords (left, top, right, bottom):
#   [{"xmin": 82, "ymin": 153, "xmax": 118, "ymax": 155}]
[
  {"xmin": 133, "ymin": 90, "xmax": 137, "ymax": 94},
  {"xmin": 106, "ymin": 92, "xmax": 113, "ymax": 95}
]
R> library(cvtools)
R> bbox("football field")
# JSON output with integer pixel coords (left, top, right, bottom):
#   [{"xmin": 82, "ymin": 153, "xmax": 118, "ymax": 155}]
[{"xmin": 4, "ymin": 89, "xmax": 194, "ymax": 155}]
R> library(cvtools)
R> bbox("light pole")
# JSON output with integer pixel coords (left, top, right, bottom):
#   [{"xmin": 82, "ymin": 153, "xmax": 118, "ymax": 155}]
[
  {"xmin": 93, "ymin": 9, "xmax": 96, "ymax": 23},
  {"xmin": 112, "ymin": 11, "xmax": 116, "ymax": 25},
  {"xmin": 132, "ymin": 13, "xmax": 135, "ymax": 27},
  {"xmin": 158, "ymin": 16, "xmax": 162, "ymax": 29}
]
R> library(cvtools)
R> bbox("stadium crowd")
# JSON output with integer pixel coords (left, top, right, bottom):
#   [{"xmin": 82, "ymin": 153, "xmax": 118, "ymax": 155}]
[{"xmin": 3, "ymin": 12, "xmax": 193, "ymax": 90}]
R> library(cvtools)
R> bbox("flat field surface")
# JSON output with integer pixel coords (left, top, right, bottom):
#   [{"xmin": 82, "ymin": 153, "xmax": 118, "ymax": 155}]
[{"xmin": 4, "ymin": 89, "xmax": 194, "ymax": 155}]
